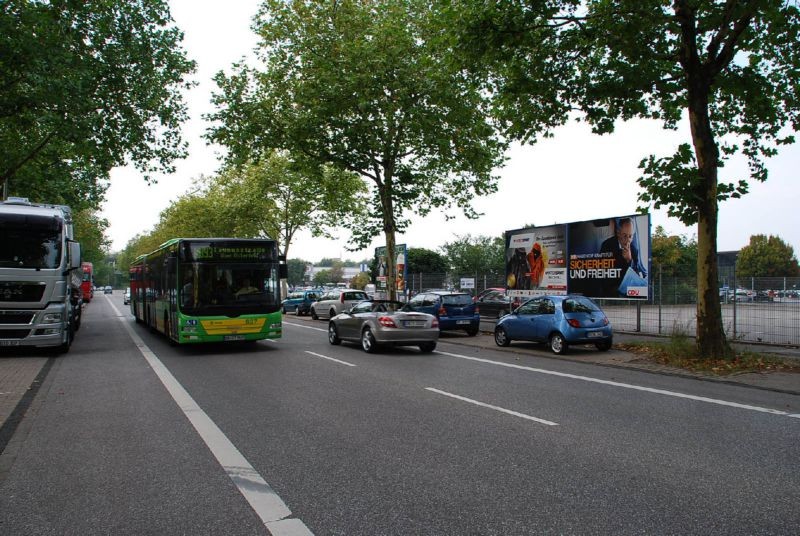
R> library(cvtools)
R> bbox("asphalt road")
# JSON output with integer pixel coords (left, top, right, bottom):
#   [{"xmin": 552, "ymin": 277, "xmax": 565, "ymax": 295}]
[{"xmin": 1, "ymin": 294, "xmax": 799, "ymax": 535}]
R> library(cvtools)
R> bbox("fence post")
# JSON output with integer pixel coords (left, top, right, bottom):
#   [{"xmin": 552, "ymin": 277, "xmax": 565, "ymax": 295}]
[
  {"xmin": 658, "ymin": 264, "xmax": 662, "ymax": 335},
  {"xmin": 732, "ymin": 261, "xmax": 737, "ymax": 341},
  {"xmin": 636, "ymin": 300, "xmax": 641, "ymax": 332}
]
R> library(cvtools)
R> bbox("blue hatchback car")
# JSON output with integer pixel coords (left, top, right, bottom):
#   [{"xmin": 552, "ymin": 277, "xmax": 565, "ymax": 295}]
[
  {"xmin": 494, "ymin": 295, "xmax": 612, "ymax": 354},
  {"xmin": 281, "ymin": 290, "xmax": 321, "ymax": 316},
  {"xmin": 404, "ymin": 291, "xmax": 480, "ymax": 336}
]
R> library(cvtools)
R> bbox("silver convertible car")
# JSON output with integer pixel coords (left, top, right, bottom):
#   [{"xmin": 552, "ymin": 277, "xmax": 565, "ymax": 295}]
[{"xmin": 328, "ymin": 300, "xmax": 439, "ymax": 353}]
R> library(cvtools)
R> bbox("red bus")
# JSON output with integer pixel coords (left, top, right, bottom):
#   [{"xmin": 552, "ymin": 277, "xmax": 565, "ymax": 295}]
[{"xmin": 80, "ymin": 262, "xmax": 93, "ymax": 302}]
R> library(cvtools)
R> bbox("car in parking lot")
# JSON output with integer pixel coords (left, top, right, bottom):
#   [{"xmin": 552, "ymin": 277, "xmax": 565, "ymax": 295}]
[
  {"xmin": 494, "ymin": 295, "xmax": 612, "ymax": 354},
  {"xmin": 403, "ymin": 290, "xmax": 480, "ymax": 336},
  {"xmin": 282, "ymin": 289, "xmax": 321, "ymax": 315},
  {"xmin": 328, "ymin": 300, "xmax": 439, "ymax": 353},
  {"xmin": 475, "ymin": 288, "xmax": 512, "ymax": 318},
  {"xmin": 311, "ymin": 289, "xmax": 370, "ymax": 320},
  {"xmin": 103, "ymin": 285, "xmax": 113, "ymax": 294},
  {"xmin": 123, "ymin": 287, "xmax": 131, "ymax": 304}
]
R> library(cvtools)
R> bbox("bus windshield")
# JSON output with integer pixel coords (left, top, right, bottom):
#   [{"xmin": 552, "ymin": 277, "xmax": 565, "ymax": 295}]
[{"xmin": 179, "ymin": 262, "xmax": 280, "ymax": 315}]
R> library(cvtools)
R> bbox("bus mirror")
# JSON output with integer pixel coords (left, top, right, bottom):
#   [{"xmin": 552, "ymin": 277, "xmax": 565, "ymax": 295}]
[{"xmin": 279, "ymin": 264, "xmax": 288, "ymax": 279}]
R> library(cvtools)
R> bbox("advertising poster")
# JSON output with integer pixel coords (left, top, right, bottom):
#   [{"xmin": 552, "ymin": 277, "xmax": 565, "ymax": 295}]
[
  {"xmin": 567, "ymin": 214, "xmax": 650, "ymax": 299},
  {"xmin": 375, "ymin": 244, "xmax": 407, "ymax": 294},
  {"xmin": 505, "ymin": 225, "xmax": 567, "ymax": 298}
]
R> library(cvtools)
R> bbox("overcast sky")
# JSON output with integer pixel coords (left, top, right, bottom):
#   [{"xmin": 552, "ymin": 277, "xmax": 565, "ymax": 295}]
[{"xmin": 102, "ymin": 1, "xmax": 800, "ymax": 262}]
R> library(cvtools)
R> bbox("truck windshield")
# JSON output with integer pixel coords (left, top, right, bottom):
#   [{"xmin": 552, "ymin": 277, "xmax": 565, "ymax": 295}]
[{"xmin": 0, "ymin": 215, "xmax": 62, "ymax": 269}]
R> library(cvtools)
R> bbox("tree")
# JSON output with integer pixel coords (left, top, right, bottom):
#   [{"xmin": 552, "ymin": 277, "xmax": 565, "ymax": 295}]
[
  {"xmin": 72, "ymin": 209, "xmax": 111, "ymax": 266},
  {"xmin": 217, "ymin": 155, "xmax": 367, "ymax": 259},
  {"xmin": 439, "ymin": 235, "xmax": 505, "ymax": 276},
  {"xmin": 447, "ymin": 1, "xmax": 800, "ymax": 358},
  {"xmin": 651, "ymin": 226, "xmax": 697, "ymax": 278},
  {"xmin": 738, "ymin": 235, "xmax": 800, "ymax": 277},
  {"xmin": 207, "ymin": 0, "xmax": 506, "ymax": 300},
  {"xmin": 407, "ymin": 248, "xmax": 449, "ymax": 274},
  {"xmin": 1, "ymin": 0, "xmax": 195, "ymax": 208},
  {"xmin": 350, "ymin": 272, "xmax": 371, "ymax": 290},
  {"xmin": 287, "ymin": 259, "xmax": 309, "ymax": 287},
  {"xmin": 313, "ymin": 269, "xmax": 332, "ymax": 287}
]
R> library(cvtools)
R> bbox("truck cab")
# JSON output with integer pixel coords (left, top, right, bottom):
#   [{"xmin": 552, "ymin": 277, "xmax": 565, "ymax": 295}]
[{"xmin": 0, "ymin": 198, "xmax": 82, "ymax": 353}]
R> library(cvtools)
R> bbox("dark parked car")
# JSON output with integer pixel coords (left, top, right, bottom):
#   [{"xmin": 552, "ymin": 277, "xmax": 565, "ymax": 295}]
[
  {"xmin": 281, "ymin": 289, "xmax": 321, "ymax": 315},
  {"xmin": 328, "ymin": 300, "xmax": 439, "ymax": 353},
  {"xmin": 404, "ymin": 291, "xmax": 480, "ymax": 336},
  {"xmin": 494, "ymin": 295, "xmax": 612, "ymax": 354},
  {"xmin": 476, "ymin": 288, "xmax": 512, "ymax": 318}
]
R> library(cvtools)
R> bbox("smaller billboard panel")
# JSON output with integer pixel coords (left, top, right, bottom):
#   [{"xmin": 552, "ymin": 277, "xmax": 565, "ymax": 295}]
[
  {"xmin": 505, "ymin": 225, "xmax": 568, "ymax": 299},
  {"xmin": 375, "ymin": 244, "xmax": 408, "ymax": 293}
]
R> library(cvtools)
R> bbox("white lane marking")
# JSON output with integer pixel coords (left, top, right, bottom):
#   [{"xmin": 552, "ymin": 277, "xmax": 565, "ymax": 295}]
[
  {"xmin": 426, "ymin": 388, "xmax": 558, "ymax": 426},
  {"xmin": 304, "ymin": 351, "xmax": 356, "ymax": 367},
  {"xmin": 434, "ymin": 350, "xmax": 799, "ymax": 419},
  {"xmin": 283, "ymin": 321, "xmax": 326, "ymax": 333},
  {"xmin": 105, "ymin": 297, "xmax": 313, "ymax": 535}
]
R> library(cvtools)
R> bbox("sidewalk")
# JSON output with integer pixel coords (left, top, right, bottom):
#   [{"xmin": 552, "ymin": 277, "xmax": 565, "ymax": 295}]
[{"xmin": 449, "ymin": 319, "xmax": 800, "ymax": 396}]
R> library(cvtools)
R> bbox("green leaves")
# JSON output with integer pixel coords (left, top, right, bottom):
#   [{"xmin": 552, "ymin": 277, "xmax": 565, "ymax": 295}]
[
  {"xmin": 1, "ymin": 0, "xmax": 195, "ymax": 207},
  {"xmin": 208, "ymin": 0, "xmax": 506, "ymax": 253},
  {"xmin": 738, "ymin": 235, "xmax": 800, "ymax": 278}
]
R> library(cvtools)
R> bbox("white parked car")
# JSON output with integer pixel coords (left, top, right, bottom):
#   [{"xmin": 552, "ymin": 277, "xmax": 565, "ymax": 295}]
[{"xmin": 310, "ymin": 289, "xmax": 369, "ymax": 320}]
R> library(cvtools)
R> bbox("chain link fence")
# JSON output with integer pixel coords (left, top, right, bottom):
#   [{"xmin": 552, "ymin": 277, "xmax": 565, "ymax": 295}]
[{"xmin": 403, "ymin": 266, "xmax": 800, "ymax": 347}]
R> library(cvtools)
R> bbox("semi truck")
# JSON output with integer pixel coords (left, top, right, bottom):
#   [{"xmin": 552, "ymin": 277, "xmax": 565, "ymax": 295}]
[
  {"xmin": 81, "ymin": 262, "xmax": 94, "ymax": 302},
  {"xmin": 0, "ymin": 197, "xmax": 82, "ymax": 353}
]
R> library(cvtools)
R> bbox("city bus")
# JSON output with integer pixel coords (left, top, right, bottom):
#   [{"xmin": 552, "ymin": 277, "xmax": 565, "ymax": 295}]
[{"xmin": 129, "ymin": 238, "xmax": 287, "ymax": 344}]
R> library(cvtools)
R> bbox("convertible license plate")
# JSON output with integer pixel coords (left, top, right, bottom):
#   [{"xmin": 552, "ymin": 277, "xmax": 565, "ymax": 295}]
[
  {"xmin": 404, "ymin": 321, "xmax": 426, "ymax": 328},
  {"xmin": 224, "ymin": 335, "xmax": 245, "ymax": 341},
  {"xmin": 456, "ymin": 320, "xmax": 471, "ymax": 325},
  {"xmin": 587, "ymin": 331, "xmax": 603, "ymax": 338},
  {"xmin": 0, "ymin": 340, "xmax": 20, "ymax": 346}
]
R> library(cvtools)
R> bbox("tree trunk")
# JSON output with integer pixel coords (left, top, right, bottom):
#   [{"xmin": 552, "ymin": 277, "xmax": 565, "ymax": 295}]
[
  {"xmin": 378, "ymin": 179, "xmax": 397, "ymax": 301},
  {"xmin": 687, "ymin": 82, "xmax": 732, "ymax": 359}
]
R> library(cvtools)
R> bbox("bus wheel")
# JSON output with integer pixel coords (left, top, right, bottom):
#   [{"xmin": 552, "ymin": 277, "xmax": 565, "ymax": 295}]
[{"xmin": 165, "ymin": 313, "xmax": 176, "ymax": 346}]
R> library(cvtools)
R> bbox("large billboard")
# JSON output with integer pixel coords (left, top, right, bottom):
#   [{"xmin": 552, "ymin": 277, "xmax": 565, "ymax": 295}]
[
  {"xmin": 505, "ymin": 214, "xmax": 650, "ymax": 299},
  {"xmin": 567, "ymin": 214, "xmax": 650, "ymax": 299},
  {"xmin": 505, "ymin": 224, "xmax": 567, "ymax": 298}
]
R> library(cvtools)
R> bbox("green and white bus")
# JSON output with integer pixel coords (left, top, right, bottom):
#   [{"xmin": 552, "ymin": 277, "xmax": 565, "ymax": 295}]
[{"xmin": 129, "ymin": 238, "xmax": 287, "ymax": 344}]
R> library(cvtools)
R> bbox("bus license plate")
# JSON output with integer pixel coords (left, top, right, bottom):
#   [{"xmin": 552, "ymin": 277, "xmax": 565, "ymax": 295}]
[{"xmin": 224, "ymin": 335, "xmax": 245, "ymax": 341}]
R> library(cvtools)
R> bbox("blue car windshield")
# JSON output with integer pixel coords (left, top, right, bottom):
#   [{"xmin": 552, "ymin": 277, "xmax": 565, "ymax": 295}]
[{"xmin": 563, "ymin": 297, "xmax": 601, "ymax": 313}]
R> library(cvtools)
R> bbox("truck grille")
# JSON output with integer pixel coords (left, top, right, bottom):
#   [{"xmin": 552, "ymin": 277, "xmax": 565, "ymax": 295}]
[
  {"xmin": 0, "ymin": 329, "xmax": 31, "ymax": 339},
  {"xmin": 0, "ymin": 282, "xmax": 46, "ymax": 302},
  {"xmin": 0, "ymin": 311, "xmax": 35, "ymax": 324}
]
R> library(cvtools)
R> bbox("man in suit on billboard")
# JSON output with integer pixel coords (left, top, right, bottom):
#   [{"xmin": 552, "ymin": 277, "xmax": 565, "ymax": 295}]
[{"xmin": 600, "ymin": 217, "xmax": 647, "ymax": 295}]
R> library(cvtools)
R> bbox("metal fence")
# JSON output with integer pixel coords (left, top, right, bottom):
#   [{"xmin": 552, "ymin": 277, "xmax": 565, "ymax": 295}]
[{"xmin": 404, "ymin": 267, "xmax": 800, "ymax": 347}]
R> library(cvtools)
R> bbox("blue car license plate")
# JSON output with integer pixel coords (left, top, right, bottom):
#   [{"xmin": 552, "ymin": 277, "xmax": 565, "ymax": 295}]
[
  {"xmin": 456, "ymin": 320, "xmax": 471, "ymax": 325},
  {"xmin": 587, "ymin": 331, "xmax": 602, "ymax": 338}
]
